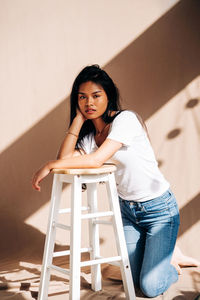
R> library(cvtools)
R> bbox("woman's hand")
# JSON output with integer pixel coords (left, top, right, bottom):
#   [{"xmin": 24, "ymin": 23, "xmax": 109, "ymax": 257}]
[
  {"xmin": 76, "ymin": 107, "xmax": 86, "ymax": 124},
  {"xmin": 32, "ymin": 163, "xmax": 51, "ymax": 191}
]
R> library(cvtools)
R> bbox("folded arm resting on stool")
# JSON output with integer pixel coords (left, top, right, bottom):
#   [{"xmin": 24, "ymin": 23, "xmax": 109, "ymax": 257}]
[{"xmin": 32, "ymin": 138, "xmax": 121, "ymax": 192}]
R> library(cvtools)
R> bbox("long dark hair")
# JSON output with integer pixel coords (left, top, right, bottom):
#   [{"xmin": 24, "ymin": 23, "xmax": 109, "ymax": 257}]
[{"xmin": 69, "ymin": 64, "xmax": 122, "ymax": 149}]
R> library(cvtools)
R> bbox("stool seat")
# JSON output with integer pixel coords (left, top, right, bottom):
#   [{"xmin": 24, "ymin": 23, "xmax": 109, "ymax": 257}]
[
  {"xmin": 52, "ymin": 163, "xmax": 117, "ymax": 175},
  {"xmin": 38, "ymin": 164, "xmax": 135, "ymax": 300}
]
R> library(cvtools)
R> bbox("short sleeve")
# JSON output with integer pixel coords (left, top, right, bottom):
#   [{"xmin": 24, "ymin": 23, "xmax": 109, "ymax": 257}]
[{"xmin": 107, "ymin": 111, "xmax": 144, "ymax": 146}]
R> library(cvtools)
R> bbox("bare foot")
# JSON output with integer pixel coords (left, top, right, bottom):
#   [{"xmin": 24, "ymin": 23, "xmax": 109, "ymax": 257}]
[
  {"xmin": 171, "ymin": 260, "xmax": 182, "ymax": 275},
  {"xmin": 172, "ymin": 246, "xmax": 200, "ymax": 272}
]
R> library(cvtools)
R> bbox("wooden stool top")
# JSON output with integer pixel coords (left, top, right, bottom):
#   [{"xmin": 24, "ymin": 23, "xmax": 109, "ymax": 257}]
[{"xmin": 51, "ymin": 163, "xmax": 117, "ymax": 175}]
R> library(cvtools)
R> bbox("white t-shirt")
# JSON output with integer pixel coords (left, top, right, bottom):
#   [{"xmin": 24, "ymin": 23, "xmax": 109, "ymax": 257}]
[{"xmin": 81, "ymin": 110, "xmax": 169, "ymax": 202}]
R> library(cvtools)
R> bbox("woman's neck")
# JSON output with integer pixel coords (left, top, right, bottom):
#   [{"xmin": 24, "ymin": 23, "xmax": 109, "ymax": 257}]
[
  {"xmin": 92, "ymin": 118, "xmax": 107, "ymax": 135},
  {"xmin": 92, "ymin": 111, "xmax": 117, "ymax": 134},
  {"xmin": 92, "ymin": 117, "xmax": 112, "ymax": 147}
]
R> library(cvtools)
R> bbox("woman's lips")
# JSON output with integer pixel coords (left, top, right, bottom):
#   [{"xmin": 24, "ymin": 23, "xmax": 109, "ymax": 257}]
[{"xmin": 85, "ymin": 109, "xmax": 96, "ymax": 114}]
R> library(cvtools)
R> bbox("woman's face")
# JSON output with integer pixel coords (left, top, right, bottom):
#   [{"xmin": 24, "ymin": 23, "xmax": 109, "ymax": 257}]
[{"xmin": 78, "ymin": 81, "xmax": 108, "ymax": 120}]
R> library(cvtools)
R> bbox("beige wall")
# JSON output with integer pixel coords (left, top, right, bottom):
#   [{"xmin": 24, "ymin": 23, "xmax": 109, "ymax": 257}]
[
  {"xmin": 0, "ymin": 0, "xmax": 200, "ymax": 261},
  {"xmin": 0, "ymin": 0, "xmax": 179, "ymax": 152}
]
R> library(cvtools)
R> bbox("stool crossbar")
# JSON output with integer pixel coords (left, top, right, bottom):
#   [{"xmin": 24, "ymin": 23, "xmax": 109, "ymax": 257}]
[{"xmin": 38, "ymin": 164, "xmax": 135, "ymax": 300}]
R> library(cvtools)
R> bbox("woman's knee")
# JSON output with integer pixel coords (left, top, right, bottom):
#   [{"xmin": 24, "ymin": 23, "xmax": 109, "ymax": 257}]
[
  {"xmin": 139, "ymin": 264, "xmax": 179, "ymax": 297},
  {"xmin": 139, "ymin": 274, "xmax": 163, "ymax": 298}
]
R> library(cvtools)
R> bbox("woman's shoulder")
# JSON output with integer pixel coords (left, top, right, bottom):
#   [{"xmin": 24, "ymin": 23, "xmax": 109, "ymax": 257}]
[
  {"xmin": 111, "ymin": 110, "xmax": 144, "ymax": 134},
  {"xmin": 113, "ymin": 110, "xmax": 139, "ymax": 122}
]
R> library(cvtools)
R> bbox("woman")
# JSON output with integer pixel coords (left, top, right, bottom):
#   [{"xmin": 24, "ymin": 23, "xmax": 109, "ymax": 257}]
[{"xmin": 32, "ymin": 65, "xmax": 199, "ymax": 297}]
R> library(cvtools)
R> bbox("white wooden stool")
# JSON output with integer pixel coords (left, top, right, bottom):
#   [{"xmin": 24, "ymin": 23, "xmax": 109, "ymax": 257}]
[{"xmin": 38, "ymin": 164, "xmax": 135, "ymax": 300}]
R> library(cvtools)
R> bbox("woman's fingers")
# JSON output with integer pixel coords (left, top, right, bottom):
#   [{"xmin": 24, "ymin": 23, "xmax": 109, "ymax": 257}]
[
  {"xmin": 32, "ymin": 173, "xmax": 41, "ymax": 191},
  {"xmin": 76, "ymin": 107, "xmax": 86, "ymax": 122},
  {"xmin": 32, "ymin": 164, "xmax": 50, "ymax": 191},
  {"xmin": 32, "ymin": 178, "xmax": 41, "ymax": 191}
]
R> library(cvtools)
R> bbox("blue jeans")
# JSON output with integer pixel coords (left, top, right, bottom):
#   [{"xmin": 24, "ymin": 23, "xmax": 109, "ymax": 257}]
[{"xmin": 119, "ymin": 189, "xmax": 180, "ymax": 298}]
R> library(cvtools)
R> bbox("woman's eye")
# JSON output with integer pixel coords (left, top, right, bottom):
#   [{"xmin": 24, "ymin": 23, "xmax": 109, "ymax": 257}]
[
  {"xmin": 79, "ymin": 95, "xmax": 86, "ymax": 100},
  {"xmin": 94, "ymin": 94, "xmax": 100, "ymax": 98}
]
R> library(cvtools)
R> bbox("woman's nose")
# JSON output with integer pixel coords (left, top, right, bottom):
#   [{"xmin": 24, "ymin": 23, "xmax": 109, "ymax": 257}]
[{"xmin": 86, "ymin": 96, "xmax": 94, "ymax": 106}]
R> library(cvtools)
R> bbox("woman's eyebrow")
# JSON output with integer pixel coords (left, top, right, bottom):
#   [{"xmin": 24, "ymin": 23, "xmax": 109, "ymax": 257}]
[
  {"xmin": 78, "ymin": 90, "xmax": 102, "ymax": 95},
  {"xmin": 92, "ymin": 91, "xmax": 102, "ymax": 94}
]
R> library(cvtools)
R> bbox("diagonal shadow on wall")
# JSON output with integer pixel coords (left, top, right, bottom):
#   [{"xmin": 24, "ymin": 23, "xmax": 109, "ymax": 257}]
[
  {"xmin": 178, "ymin": 192, "xmax": 200, "ymax": 237},
  {"xmin": 105, "ymin": 0, "xmax": 200, "ymax": 119},
  {"xmin": 0, "ymin": 0, "xmax": 199, "ymax": 258}
]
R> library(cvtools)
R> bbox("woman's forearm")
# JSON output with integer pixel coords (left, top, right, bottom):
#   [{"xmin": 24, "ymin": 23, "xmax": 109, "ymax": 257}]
[
  {"xmin": 32, "ymin": 154, "xmax": 100, "ymax": 191},
  {"xmin": 32, "ymin": 138, "xmax": 121, "ymax": 191},
  {"xmin": 57, "ymin": 116, "xmax": 84, "ymax": 159},
  {"xmin": 49, "ymin": 153, "xmax": 101, "ymax": 170}
]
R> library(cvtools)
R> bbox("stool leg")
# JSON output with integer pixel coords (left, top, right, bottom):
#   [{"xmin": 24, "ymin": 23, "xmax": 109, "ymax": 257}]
[
  {"xmin": 69, "ymin": 175, "xmax": 82, "ymax": 300},
  {"xmin": 106, "ymin": 173, "xmax": 136, "ymax": 300},
  {"xmin": 87, "ymin": 183, "xmax": 102, "ymax": 291},
  {"xmin": 38, "ymin": 174, "xmax": 63, "ymax": 300}
]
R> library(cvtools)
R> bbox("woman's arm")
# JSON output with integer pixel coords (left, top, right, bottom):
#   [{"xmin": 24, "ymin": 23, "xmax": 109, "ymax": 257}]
[
  {"xmin": 57, "ymin": 109, "xmax": 86, "ymax": 159},
  {"xmin": 32, "ymin": 138, "xmax": 122, "ymax": 191}
]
